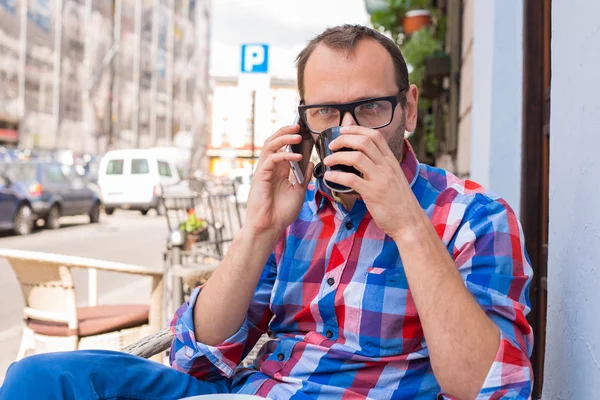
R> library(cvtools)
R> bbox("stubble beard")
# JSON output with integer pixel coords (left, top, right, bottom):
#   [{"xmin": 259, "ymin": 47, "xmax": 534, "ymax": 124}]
[{"xmin": 387, "ymin": 110, "xmax": 406, "ymax": 163}]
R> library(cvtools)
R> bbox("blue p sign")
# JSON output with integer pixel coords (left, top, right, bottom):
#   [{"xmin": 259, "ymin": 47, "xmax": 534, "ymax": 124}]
[{"xmin": 241, "ymin": 44, "xmax": 269, "ymax": 73}]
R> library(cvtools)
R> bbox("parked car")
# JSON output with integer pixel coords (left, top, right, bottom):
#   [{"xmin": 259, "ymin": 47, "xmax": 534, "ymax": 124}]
[
  {"xmin": 0, "ymin": 173, "xmax": 34, "ymax": 235},
  {"xmin": 0, "ymin": 161, "xmax": 102, "ymax": 229},
  {"xmin": 98, "ymin": 148, "xmax": 190, "ymax": 216}
]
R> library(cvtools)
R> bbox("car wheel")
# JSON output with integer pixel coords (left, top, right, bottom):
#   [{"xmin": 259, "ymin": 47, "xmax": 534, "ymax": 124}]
[
  {"xmin": 89, "ymin": 202, "xmax": 101, "ymax": 223},
  {"xmin": 140, "ymin": 209, "xmax": 149, "ymax": 216},
  {"xmin": 44, "ymin": 205, "xmax": 61, "ymax": 230},
  {"xmin": 105, "ymin": 208, "xmax": 115, "ymax": 215},
  {"xmin": 13, "ymin": 204, "xmax": 33, "ymax": 236},
  {"xmin": 156, "ymin": 200, "xmax": 166, "ymax": 216}
]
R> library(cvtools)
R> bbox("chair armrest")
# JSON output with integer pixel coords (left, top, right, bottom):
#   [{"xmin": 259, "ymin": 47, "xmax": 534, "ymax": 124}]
[
  {"xmin": 122, "ymin": 328, "xmax": 174, "ymax": 359},
  {"xmin": 0, "ymin": 248, "xmax": 162, "ymax": 277}
]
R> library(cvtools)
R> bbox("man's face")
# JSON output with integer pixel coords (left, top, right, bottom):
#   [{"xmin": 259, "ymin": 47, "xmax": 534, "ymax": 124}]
[{"xmin": 303, "ymin": 39, "xmax": 418, "ymax": 161}]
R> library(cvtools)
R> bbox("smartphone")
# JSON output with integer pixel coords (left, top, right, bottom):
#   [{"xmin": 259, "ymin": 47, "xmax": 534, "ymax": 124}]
[{"xmin": 286, "ymin": 114, "xmax": 315, "ymax": 185}]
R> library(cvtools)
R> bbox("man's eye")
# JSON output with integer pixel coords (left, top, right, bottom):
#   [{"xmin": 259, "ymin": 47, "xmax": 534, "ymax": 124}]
[
  {"xmin": 360, "ymin": 102, "xmax": 378, "ymax": 110},
  {"xmin": 317, "ymin": 107, "xmax": 332, "ymax": 115}
]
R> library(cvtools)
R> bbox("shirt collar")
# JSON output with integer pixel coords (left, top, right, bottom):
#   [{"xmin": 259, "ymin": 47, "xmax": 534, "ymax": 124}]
[
  {"xmin": 314, "ymin": 139, "xmax": 421, "ymax": 212},
  {"xmin": 400, "ymin": 139, "xmax": 420, "ymax": 188}
]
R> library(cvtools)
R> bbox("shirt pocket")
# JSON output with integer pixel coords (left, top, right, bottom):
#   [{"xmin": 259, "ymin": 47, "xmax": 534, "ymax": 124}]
[{"xmin": 357, "ymin": 267, "xmax": 424, "ymax": 357}]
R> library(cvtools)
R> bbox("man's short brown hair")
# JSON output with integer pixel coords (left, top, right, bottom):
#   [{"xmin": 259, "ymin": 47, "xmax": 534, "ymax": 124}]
[{"xmin": 295, "ymin": 24, "xmax": 409, "ymax": 102}]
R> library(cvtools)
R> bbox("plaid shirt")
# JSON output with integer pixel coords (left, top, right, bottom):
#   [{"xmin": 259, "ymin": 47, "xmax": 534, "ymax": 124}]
[{"xmin": 170, "ymin": 141, "xmax": 534, "ymax": 399}]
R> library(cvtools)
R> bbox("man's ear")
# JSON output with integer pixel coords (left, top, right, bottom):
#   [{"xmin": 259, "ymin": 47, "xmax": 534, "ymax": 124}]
[{"xmin": 404, "ymin": 84, "xmax": 419, "ymax": 132}]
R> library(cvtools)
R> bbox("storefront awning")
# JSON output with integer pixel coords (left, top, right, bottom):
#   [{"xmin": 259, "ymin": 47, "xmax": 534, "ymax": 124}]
[{"xmin": 0, "ymin": 128, "xmax": 18, "ymax": 143}]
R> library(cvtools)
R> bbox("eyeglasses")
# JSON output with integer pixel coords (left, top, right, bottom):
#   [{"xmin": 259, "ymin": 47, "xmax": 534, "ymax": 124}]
[{"xmin": 298, "ymin": 89, "xmax": 407, "ymax": 134}]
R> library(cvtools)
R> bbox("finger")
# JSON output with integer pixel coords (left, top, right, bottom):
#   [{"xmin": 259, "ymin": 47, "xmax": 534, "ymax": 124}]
[
  {"xmin": 323, "ymin": 151, "xmax": 377, "ymax": 179},
  {"xmin": 263, "ymin": 124, "xmax": 300, "ymax": 148},
  {"xmin": 259, "ymin": 151, "xmax": 302, "ymax": 174},
  {"xmin": 262, "ymin": 132, "xmax": 302, "ymax": 155},
  {"xmin": 326, "ymin": 131, "xmax": 383, "ymax": 165},
  {"xmin": 336, "ymin": 126, "xmax": 396, "ymax": 159},
  {"xmin": 323, "ymin": 170, "xmax": 368, "ymax": 194},
  {"xmin": 255, "ymin": 132, "xmax": 302, "ymax": 169}
]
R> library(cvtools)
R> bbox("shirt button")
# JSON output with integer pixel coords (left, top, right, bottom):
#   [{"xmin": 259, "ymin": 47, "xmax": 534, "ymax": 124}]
[
  {"xmin": 327, "ymin": 277, "xmax": 335, "ymax": 286},
  {"xmin": 325, "ymin": 330, "xmax": 333, "ymax": 338},
  {"xmin": 277, "ymin": 353, "xmax": 284, "ymax": 361},
  {"xmin": 345, "ymin": 221, "xmax": 354, "ymax": 230}
]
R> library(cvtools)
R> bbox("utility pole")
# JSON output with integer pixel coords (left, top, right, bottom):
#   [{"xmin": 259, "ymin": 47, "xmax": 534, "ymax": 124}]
[
  {"xmin": 179, "ymin": 0, "xmax": 190, "ymax": 133},
  {"xmin": 149, "ymin": 0, "xmax": 160, "ymax": 146},
  {"xmin": 108, "ymin": 0, "xmax": 122, "ymax": 150},
  {"xmin": 250, "ymin": 90, "xmax": 256, "ymax": 177},
  {"xmin": 132, "ymin": 0, "xmax": 142, "ymax": 147},
  {"xmin": 17, "ymin": 0, "xmax": 28, "ymax": 145},
  {"xmin": 52, "ymin": 0, "xmax": 63, "ymax": 148},
  {"xmin": 82, "ymin": 0, "xmax": 92, "ymax": 153},
  {"xmin": 165, "ymin": 0, "xmax": 175, "ymax": 145}
]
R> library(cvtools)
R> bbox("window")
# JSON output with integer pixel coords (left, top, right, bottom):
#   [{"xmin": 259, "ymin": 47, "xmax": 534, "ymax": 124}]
[
  {"xmin": 157, "ymin": 161, "xmax": 172, "ymax": 177},
  {"xmin": 1, "ymin": 163, "xmax": 37, "ymax": 183},
  {"xmin": 106, "ymin": 159, "xmax": 124, "ymax": 175},
  {"xmin": 44, "ymin": 165, "xmax": 68, "ymax": 184},
  {"xmin": 62, "ymin": 165, "xmax": 78, "ymax": 181},
  {"xmin": 131, "ymin": 159, "xmax": 150, "ymax": 175}
]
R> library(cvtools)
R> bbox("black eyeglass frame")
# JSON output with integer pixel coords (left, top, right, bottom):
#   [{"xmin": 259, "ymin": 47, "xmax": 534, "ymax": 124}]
[{"xmin": 298, "ymin": 89, "xmax": 407, "ymax": 134}]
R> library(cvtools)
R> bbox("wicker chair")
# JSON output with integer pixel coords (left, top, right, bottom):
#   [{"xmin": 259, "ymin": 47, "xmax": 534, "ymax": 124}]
[
  {"xmin": 0, "ymin": 248, "xmax": 163, "ymax": 359},
  {"xmin": 123, "ymin": 327, "xmax": 174, "ymax": 359},
  {"xmin": 124, "ymin": 262, "xmax": 269, "ymax": 367},
  {"xmin": 123, "ymin": 328, "xmax": 269, "ymax": 368}
]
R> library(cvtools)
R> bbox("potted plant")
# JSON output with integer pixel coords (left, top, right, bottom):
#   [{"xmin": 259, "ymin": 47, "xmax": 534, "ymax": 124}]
[
  {"xmin": 403, "ymin": 9, "xmax": 432, "ymax": 36},
  {"xmin": 369, "ymin": 0, "xmax": 447, "ymax": 164},
  {"xmin": 180, "ymin": 208, "xmax": 209, "ymax": 251}
]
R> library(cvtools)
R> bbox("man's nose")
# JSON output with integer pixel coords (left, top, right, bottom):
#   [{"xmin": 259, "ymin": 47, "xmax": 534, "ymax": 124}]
[{"xmin": 340, "ymin": 111, "xmax": 357, "ymax": 127}]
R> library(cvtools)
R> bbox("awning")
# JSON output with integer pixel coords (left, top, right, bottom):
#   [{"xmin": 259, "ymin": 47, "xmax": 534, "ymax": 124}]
[{"xmin": 0, "ymin": 128, "xmax": 18, "ymax": 143}]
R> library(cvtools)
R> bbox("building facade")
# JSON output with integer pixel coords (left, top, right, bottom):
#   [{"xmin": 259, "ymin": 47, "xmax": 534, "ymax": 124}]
[
  {"xmin": 208, "ymin": 75, "xmax": 298, "ymax": 177},
  {"xmin": 0, "ymin": 0, "xmax": 211, "ymax": 169},
  {"xmin": 543, "ymin": 1, "xmax": 600, "ymax": 398}
]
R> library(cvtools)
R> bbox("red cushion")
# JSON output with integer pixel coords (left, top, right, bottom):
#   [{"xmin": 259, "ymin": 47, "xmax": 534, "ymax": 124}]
[{"xmin": 26, "ymin": 305, "xmax": 149, "ymax": 337}]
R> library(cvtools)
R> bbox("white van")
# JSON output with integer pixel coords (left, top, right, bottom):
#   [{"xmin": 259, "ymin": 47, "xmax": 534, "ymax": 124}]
[{"xmin": 98, "ymin": 148, "xmax": 188, "ymax": 215}]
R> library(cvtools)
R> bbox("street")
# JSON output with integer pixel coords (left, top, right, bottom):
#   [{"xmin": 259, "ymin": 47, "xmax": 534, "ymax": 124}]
[{"xmin": 0, "ymin": 210, "xmax": 169, "ymax": 381}]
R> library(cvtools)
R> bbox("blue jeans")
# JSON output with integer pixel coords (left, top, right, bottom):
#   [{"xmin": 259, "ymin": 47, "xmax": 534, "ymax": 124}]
[{"xmin": 0, "ymin": 350, "xmax": 231, "ymax": 400}]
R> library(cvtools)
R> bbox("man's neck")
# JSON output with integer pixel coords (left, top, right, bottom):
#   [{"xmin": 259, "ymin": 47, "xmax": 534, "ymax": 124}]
[{"xmin": 334, "ymin": 191, "xmax": 359, "ymax": 212}]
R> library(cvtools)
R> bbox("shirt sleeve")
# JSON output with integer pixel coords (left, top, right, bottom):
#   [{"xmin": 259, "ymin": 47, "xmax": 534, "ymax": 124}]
[
  {"xmin": 168, "ymin": 252, "xmax": 277, "ymax": 380},
  {"xmin": 446, "ymin": 196, "xmax": 534, "ymax": 399}
]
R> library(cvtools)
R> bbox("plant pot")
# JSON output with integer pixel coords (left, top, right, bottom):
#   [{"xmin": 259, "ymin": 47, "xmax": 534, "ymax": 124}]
[
  {"xmin": 403, "ymin": 9, "xmax": 432, "ymax": 36},
  {"xmin": 184, "ymin": 227, "xmax": 209, "ymax": 251}
]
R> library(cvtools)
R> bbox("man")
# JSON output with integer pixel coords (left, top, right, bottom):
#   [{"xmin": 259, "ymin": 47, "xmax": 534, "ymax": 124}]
[{"xmin": 0, "ymin": 25, "xmax": 533, "ymax": 399}]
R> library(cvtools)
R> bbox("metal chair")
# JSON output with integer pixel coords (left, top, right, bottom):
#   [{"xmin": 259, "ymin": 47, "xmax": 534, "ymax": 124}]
[
  {"xmin": 204, "ymin": 181, "xmax": 243, "ymax": 257},
  {"xmin": 160, "ymin": 180, "xmax": 244, "ymax": 327}
]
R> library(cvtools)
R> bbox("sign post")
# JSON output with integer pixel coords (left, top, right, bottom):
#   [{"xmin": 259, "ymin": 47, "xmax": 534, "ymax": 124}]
[{"xmin": 239, "ymin": 44, "xmax": 269, "ymax": 174}]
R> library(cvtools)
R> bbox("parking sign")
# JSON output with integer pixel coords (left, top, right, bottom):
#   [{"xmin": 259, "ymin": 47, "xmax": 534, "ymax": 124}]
[{"xmin": 241, "ymin": 44, "xmax": 269, "ymax": 73}]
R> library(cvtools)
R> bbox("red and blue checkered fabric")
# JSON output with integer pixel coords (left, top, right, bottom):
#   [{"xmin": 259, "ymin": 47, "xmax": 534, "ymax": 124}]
[{"xmin": 170, "ymin": 141, "xmax": 533, "ymax": 399}]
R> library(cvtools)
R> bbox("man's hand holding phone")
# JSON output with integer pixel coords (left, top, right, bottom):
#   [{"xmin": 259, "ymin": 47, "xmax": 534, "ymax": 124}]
[
  {"xmin": 194, "ymin": 123, "xmax": 313, "ymax": 346},
  {"xmin": 243, "ymin": 124, "xmax": 314, "ymax": 241},
  {"xmin": 286, "ymin": 114, "xmax": 314, "ymax": 185}
]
